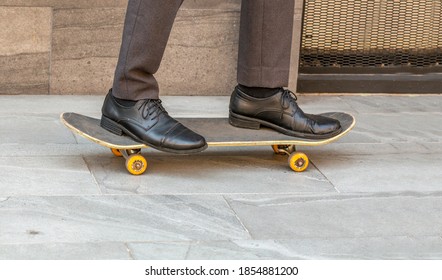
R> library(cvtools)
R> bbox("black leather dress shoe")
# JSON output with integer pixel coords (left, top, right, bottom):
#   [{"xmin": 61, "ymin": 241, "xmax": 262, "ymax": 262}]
[
  {"xmin": 101, "ymin": 90, "xmax": 207, "ymax": 154},
  {"xmin": 229, "ymin": 86, "xmax": 342, "ymax": 139}
]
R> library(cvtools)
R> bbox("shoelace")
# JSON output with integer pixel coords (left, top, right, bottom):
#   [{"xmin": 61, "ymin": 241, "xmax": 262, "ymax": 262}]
[
  {"xmin": 280, "ymin": 89, "xmax": 298, "ymax": 119},
  {"xmin": 138, "ymin": 99, "xmax": 167, "ymax": 120}
]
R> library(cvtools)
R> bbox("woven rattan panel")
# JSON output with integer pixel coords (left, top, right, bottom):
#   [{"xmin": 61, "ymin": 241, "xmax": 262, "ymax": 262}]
[{"xmin": 300, "ymin": 0, "xmax": 442, "ymax": 68}]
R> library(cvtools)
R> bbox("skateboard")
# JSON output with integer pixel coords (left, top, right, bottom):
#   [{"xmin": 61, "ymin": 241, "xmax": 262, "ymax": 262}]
[{"xmin": 61, "ymin": 112, "xmax": 355, "ymax": 175}]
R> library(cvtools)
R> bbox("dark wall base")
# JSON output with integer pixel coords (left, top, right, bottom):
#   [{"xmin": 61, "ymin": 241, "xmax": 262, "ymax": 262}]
[{"xmin": 297, "ymin": 73, "xmax": 442, "ymax": 94}]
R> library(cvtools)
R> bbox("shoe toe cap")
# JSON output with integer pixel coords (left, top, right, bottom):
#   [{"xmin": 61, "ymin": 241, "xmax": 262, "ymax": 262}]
[
  {"xmin": 163, "ymin": 123, "xmax": 207, "ymax": 150},
  {"xmin": 308, "ymin": 114, "xmax": 342, "ymax": 134}
]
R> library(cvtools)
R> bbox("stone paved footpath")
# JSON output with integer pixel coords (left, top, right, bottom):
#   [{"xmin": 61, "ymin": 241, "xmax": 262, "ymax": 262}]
[{"xmin": 0, "ymin": 94, "xmax": 441, "ymax": 259}]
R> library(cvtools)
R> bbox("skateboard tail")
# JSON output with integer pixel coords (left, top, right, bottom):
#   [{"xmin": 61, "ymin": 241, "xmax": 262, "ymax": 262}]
[{"xmin": 100, "ymin": 116, "xmax": 124, "ymax": 136}]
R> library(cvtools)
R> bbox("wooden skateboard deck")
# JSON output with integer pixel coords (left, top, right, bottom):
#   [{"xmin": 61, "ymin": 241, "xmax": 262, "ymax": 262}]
[{"xmin": 61, "ymin": 112, "xmax": 355, "ymax": 175}]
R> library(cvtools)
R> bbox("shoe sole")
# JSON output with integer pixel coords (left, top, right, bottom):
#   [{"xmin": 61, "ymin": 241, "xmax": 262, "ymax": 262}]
[
  {"xmin": 229, "ymin": 111, "xmax": 342, "ymax": 140},
  {"xmin": 100, "ymin": 115, "xmax": 208, "ymax": 154}
]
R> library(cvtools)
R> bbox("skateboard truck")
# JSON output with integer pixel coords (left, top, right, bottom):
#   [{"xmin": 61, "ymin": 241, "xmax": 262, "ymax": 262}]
[
  {"xmin": 272, "ymin": 145, "xmax": 309, "ymax": 172},
  {"xmin": 111, "ymin": 148, "xmax": 148, "ymax": 175}
]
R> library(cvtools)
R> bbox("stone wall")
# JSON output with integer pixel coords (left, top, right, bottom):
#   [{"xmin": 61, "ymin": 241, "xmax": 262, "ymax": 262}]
[{"xmin": 0, "ymin": 0, "xmax": 241, "ymax": 95}]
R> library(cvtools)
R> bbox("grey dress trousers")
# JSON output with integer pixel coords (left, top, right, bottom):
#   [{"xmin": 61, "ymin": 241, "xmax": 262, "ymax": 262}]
[{"xmin": 112, "ymin": 0, "xmax": 295, "ymax": 101}]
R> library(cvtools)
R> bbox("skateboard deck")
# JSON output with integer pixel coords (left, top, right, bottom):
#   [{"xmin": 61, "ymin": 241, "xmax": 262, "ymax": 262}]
[{"xmin": 61, "ymin": 112, "xmax": 355, "ymax": 175}]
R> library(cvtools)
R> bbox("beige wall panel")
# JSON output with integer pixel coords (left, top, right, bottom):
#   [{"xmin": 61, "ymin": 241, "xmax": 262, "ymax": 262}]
[
  {"xmin": 0, "ymin": 7, "xmax": 51, "ymax": 94},
  {"xmin": 0, "ymin": 0, "xmax": 128, "ymax": 8},
  {"xmin": 0, "ymin": 7, "xmax": 51, "ymax": 56},
  {"xmin": 0, "ymin": 53, "xmax": 50, "ymax": 94},
  {"xmin": 0, "ymin": 1, "xmax": 241, "ymax": 95},
  {"xmin": 51, "ymin": 8, "xmax": 124, "ymax": 94}
]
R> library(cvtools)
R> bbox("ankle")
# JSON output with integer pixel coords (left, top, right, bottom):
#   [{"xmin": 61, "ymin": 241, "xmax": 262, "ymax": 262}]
[
  {"xmin": 113, "ymin": 96, "xmax": 138, "ymax": 107},
  {"xmin": 237, "ymin": 84, "xmax": 281, "ymax": 98}
]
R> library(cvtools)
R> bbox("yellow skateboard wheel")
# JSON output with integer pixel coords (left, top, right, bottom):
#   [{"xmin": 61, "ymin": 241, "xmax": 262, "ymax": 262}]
[
  {"xmin": 111, "ymin": 148, "xmax": 123, "ymax": 157},
  {"xmin": 288, "ymin": 152, "xmax": 309, "ymax": 172},
  {"xmin": 125, "ymin": 154, "xmax": 148, "ymax": 175}
]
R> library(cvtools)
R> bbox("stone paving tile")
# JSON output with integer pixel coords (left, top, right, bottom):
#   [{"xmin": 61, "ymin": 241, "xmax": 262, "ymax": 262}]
[
  {"xmin": 302, "ymin": 142, "xmax": 424, "ymax": 157},
  {"xmin": 296, "ymin": 95, "xmax": 357, "ymax": 115},
  {"xmin": 310, "ymin": 153, "xmax": 442, "ymax": 193},
  {"xmin": 0, "ymin": 195, "xmax": 250, "ymax": 244},
  {"xmin": 161, "ymin": 96, "xmax": 230, "ymax": 118},
  {"xmin": 340, "ymin": 95, "xmax": 442, "ymax": 114},
  {"xmin": 0, "ymin": 242, "xmax": 131, "ymax": 260},
  {"xmin": 353, "ymin": 113, "xmax": 442, "ymax": 144},
  {"xmin": 0, "ymin": 95, "xmax": 103, "ymax": 116},
  {"xmin": 11, "ymin": 95, "xmax": 439, "ymax": 119},
  {"xmin": 0, "ymin": 144, "xmax": 98, "ymax": 157},
  {"xmin": 0, "ymin": 96, "xmax": 228, "ymax": 117},
  {"xmin": 311, "ymin": 112, "xmax": 442, "ymax": 147},
  {"xmin": 128, "ymin": 236, "xmax": 442, "ymax": 260},
  {"xmin": 422, "ymin": 142, "xmax": 442, "ymax": 153},
  {"xmin": 84, "ymin": 152, "xmax": 335, "ymax": 195},
  {"xmin": 0, "ymin": 156, "xmax": 99, "ymax": 196},
  {"xmin": 225, "ymin": 193, "xmax": 442, "ymax": 240},
  {"xmin": 0, "ymin": 115, "xmax": 75, "ymax": 145}
]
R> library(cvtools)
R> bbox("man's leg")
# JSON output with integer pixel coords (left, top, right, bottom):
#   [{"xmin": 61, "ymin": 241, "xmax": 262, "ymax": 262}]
[
  {"xmin": 112, "ymin": 0, "xmax": 183, "ymax": 101},
  {"xmin": 101, "ymin": 0, "xmax": 207, "ymax": 154},
  {"xmin": 230, "ymin": 0, "xmax": 342, "ymax": 139},
  {"xmin": 237, "ymin": 0, "xmax": 294, "ymax": 89}
]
